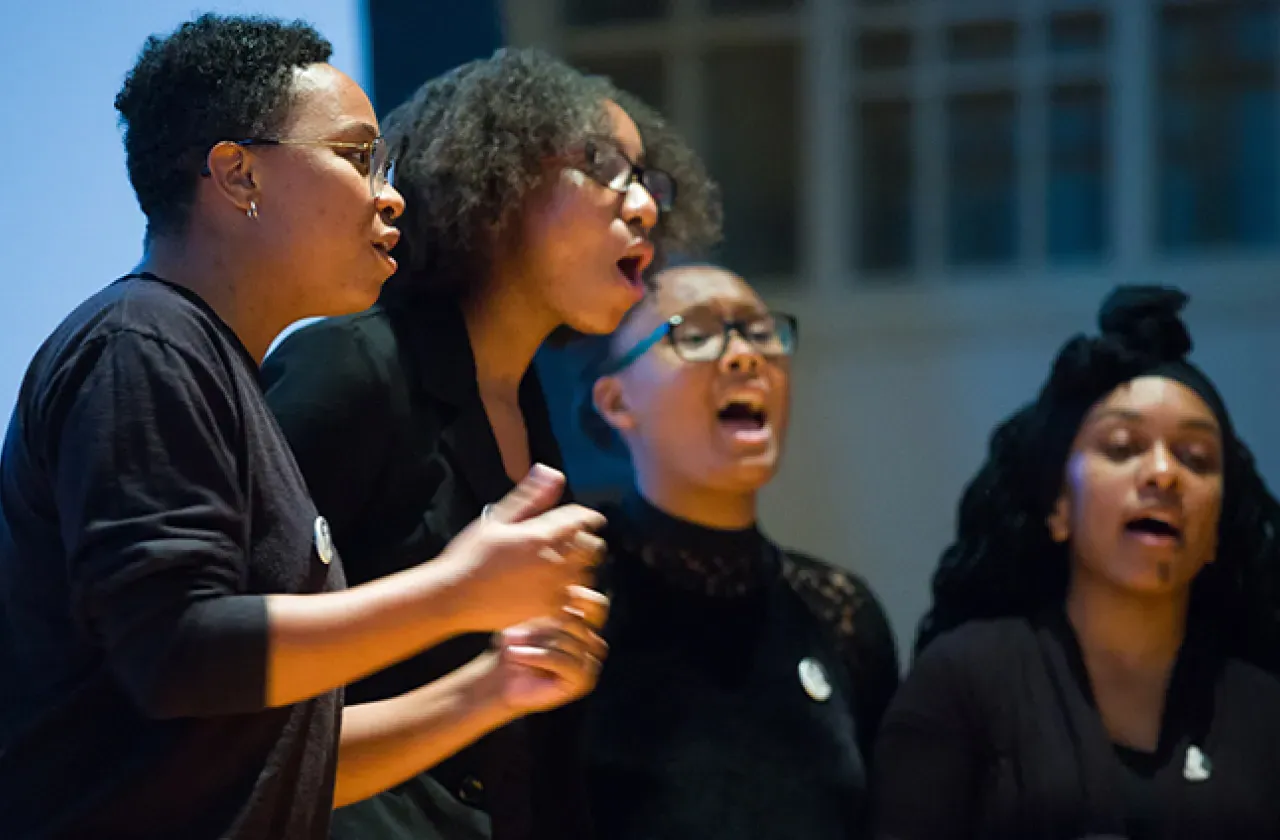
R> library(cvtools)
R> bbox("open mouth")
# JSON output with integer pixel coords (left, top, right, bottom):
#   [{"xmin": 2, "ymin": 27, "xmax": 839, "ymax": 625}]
[
  {"xmin": 716, "ymin": 396, "xmax": 769, "ymax": 444},
  {"xmin": 1125, "ymin": 517, "xmax": 1183, "ymax": 544},
  {"xmin": 616, "ymin": 256, "xmax": 644, "ymax": 291}
]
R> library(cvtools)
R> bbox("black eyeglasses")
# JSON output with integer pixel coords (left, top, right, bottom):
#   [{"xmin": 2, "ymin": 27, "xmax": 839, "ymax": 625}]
[
  {"xmin": 580, "ymin": 137, "xmax": 677, "ymax": 214},
  {"xmin": 599, "ymin": 308, "xmax": 799, "ymax": 375},
  {"xmin": 202, "ymin": 136, "xmax": 394, "ymax": 197}
]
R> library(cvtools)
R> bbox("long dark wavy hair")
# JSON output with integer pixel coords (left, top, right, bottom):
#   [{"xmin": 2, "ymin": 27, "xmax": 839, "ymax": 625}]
[{"xmin": 915, "ymin": 286, "xmax": 1280, "ymax": 670}]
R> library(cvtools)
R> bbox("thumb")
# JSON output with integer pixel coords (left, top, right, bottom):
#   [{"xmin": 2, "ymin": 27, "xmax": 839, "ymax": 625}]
[{"xmin": 486, "ymin": 464, "xmax": 565, "ymax": 524}]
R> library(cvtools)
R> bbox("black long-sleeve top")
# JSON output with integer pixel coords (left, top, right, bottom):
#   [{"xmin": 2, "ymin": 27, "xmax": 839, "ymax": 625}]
[{"xmin": 582, "ymin": 493, "xmax": 901, "ymax": 839}]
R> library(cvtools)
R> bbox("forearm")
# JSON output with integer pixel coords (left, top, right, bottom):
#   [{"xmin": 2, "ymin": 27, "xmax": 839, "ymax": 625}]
[
  {"xmin": 266, "ymin": 557, "xmax": 483, "ymax": 707},
  {"xmin": 333, "ymin": 653, "xmax": 516, "ymax": 808}
]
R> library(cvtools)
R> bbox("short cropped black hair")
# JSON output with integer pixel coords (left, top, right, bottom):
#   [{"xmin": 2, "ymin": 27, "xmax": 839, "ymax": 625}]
[
  {"xmin": 381, "ymin": 48, "xmax": 723, "ymax": 301},
  {"xmin": 114, "ymin": 13, "xmax": 332, "ymax": 239}
]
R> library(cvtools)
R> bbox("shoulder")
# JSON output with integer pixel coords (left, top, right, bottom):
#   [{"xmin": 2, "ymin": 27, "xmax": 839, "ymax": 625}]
[
  {"xmin": 1219, "ymin": 656, "xmax": 1280, "ymax": 706},
  {"xmin": 266, "ymin": 306, "xmax": 397, "ymax": 381},
  {"xmin": 899, "ymin": 617, "xmax": 1041, "ymax": 711},
  {"xmin": 262, "ymin": 306, "xmax": 403, "ymax": 415},
  {"xmin": 779, "ymin": 549, "xmax": 899, "ymax": 672},
  {"xmin": 781, "ymin": 549, "xmax": 886, "ymax": 634},
  {"xmin": 40, "ymin": 278, "xmax": 231, "ymax": 370},
  {"xmin": 917, "ymin": 617, "xmax": 1039, "ymax": 669},
  {"xmin": 26, "ymin": 280, "xmax": 240, "ymax": 412}
]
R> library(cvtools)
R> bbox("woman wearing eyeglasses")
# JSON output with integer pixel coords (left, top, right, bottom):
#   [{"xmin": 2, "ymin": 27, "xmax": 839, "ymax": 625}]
[
  {"xmin": 261, "ymin": 49, "xmax": 722, "ymax": 840},
  {"xmin": 575, "ymin": 260, "xmax": 901, "ymax": 840},
  {"xmin": 0, "ymin": 16, "xmax": 618, "ymax": 840}
]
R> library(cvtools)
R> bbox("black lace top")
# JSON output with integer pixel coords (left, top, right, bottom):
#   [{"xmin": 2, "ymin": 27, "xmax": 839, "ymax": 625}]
[{"xmin": 581, "ymin": 492, "xmax": 901, "ymax": 839}]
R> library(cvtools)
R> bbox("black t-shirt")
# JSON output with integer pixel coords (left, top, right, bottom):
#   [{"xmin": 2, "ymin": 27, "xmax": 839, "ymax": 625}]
[{"xmin": 0, "ymin": 274, "xmax": 345, "ymax": 840}]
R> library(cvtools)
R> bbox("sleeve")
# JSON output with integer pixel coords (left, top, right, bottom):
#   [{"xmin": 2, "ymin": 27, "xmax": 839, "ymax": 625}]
[
  {"xmin": 262, "ymin": 319, "xmax": 395, "ymax": 542},
  {"xmin": 847, "ymin": 585, "xmax": 901, "ymax": 767},
  {"xmin": 49, "ymin": 330, "xmax": 269, "ymax": 719},
  {"xmin": 869, "ymin": 634, "xmax": 986, "ymax": 840}
]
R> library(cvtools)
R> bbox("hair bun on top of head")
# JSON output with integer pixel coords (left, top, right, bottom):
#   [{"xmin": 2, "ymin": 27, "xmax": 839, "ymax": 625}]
[{"xmin": 1097, "ymin": 285, "xmax": 1193, "ymax": 362}]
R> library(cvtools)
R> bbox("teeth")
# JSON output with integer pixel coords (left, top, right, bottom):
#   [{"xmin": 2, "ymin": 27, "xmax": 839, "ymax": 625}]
[{"xmin": 721, "ymin": 394, "xmax": 764, "ymax": 412}]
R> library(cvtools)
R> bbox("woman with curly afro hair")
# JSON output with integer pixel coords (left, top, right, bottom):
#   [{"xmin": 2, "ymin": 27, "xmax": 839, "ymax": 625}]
[
  {"xmin": 870, "ymin": 287, "xmax": 1280, "ymax": 840},
  {"xmin": 262, "ymin": 48, "xmax": 723, "ymax": 840}
]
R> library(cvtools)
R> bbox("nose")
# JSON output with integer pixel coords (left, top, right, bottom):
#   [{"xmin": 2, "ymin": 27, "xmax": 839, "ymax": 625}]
[
  {"xmin": 377, "ymin": 182, "xmax": 406, "ymax": 221},
  {"xmin": 1139, "ymin": 441, "xmax": 1179, "ymax": 492},
  {"xmin": 621, "ymin": 178, "xmax": 659, "ymax": 235},
  {"xmin": 718, "ymin": 328, "xmax": 763, "ymax": 375}
]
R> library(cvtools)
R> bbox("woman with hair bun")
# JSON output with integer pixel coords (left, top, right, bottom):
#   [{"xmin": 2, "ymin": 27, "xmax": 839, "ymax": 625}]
[{"xmin": 871, "ymin": 286, "xmax": 1280, "ymax": 840}]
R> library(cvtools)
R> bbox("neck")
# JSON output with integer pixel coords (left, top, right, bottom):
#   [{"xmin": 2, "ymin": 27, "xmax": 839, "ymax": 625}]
[
  {"xmin": 137, "ymin": 234, "xmax": 284, "ymax": 364},
  {"xmin": 635, "ymin": 469, "xmax": 758, "ymax": 531},
  {"xmin": 1065, "ymin": 570, "xmax": 1189, "ymax": 671},
  {"xmin": 462, "ymin": 276, "xmax": 558, "ymax": 394}
]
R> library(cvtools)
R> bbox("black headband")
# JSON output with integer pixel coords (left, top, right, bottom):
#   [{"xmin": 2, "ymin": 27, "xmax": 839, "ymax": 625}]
[{"xmin": 1024, "ymin": 286, "xmax": 1235, "ymax": 515}]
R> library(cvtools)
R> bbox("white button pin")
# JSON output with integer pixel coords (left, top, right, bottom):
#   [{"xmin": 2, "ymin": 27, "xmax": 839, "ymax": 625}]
[
  {"xmin": 314, "ymin": 515, "xmax": 334, "ymax": 566},
  {"xmin": 799, "ymin": 657, "xmax": 832, "ymax": 702},
  {"xmin": 1183, "ymin": 745, "xmax": 1211, "ymax": 782}
]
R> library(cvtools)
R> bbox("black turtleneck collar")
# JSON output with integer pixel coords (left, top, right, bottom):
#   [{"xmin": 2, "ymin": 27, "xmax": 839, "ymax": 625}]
[{"xmin": 607, "ymin": 491, "xmax": 777, "ymax": 598}]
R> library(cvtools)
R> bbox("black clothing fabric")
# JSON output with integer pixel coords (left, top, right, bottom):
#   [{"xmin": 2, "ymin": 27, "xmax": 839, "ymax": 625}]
[
  {"xmin": 262, "ymin": 289, "xmax": 589, "ymax": 840},
  {"xmin": 0, "ymin": 274, "xmax": 344, "ymax": 840},
  {"xmin": 583, "ymin": 493, "xmax": 900, "ymax": 839},
  {"xmin": 872, "ymin": 614, "xmax": 1280, "ymax": 840}
]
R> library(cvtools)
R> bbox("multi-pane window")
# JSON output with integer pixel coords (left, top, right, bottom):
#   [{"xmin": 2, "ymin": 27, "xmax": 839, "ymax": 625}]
[{"xmin": 512, "ymin": 0, "xmax": 1280, "ymax": 283}]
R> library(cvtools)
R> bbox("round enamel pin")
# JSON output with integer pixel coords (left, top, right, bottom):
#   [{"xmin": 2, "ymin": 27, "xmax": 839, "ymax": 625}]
[
  {"xmin": 314, "ymin": 515, "xmax": 334, "ymax": 565},
  {"xmin": 798, "ymin": 657, "xmax": 832, "ymax": 702}
]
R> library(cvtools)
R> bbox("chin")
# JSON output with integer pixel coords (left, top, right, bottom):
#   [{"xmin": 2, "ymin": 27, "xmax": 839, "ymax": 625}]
[{"xmin": 718, "ymin": 458, "xmax": 780, "ymax": 493}]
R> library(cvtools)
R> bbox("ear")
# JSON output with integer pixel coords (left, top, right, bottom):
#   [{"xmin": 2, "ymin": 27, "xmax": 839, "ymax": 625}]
[
  {"xmin": 1046, "ymin": 491, "xmax": 1071, "ymax": 544},
  {"xmin": 204, "ymin": 141, "xmax": 259, "ymax": 215},
  {"xmin": 592, "ymin": 375, "xmax": 635, "ymax": 436}
]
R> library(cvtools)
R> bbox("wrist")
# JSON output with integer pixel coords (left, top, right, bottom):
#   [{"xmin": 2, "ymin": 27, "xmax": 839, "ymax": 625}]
[{"xmin": 456, "ymin": 650, "xmax": 522, "ymax": 727}]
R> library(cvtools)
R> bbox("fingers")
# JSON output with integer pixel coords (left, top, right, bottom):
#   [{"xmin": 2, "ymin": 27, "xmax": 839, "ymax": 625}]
[
  {"xmin": 560, "ymin": 529, "xmax": 605, "ymax": 570},
  {"xmin": 504, "ymin": 626, "xmax": 608, "ymax": 681},
  {"xmin": 563, "ymin": 585, "xmax": 609, "ymax": 630},
  {"xmin": 525, "ymin": 504, "xmax": 607, "ymax": 547},
  {"xmin": 486, "ymin": 464, "xmax": 565, "ymax": 524}
]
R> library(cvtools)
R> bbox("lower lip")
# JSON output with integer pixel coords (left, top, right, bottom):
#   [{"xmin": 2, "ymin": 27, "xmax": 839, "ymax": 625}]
[
  {"xmin": 718, "ymin": 419, "xmax": 772, "ymax": 449},
  {"xmin": 374, "ymin": 246, "xmax": 397, "ymax": 272},
  {"xmin": 615, "ymin": 266, "xmax": 645, "ymax": 303},
  {"xmin": 1126, "ymin": 530, "xmax": 1181, "ymax": 548}
]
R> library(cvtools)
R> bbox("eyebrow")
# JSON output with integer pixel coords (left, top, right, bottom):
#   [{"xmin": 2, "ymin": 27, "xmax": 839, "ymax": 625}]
[
  {"xmin": 329, "ymin": 120, "xmax": 379, "ymax": 141},
  {"xmin": 1088, "ymin": 408, "xmax": 1221, "ymax": 434}
]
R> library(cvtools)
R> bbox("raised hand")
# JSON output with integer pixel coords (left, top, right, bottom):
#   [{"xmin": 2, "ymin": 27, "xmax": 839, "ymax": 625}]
[
  {"xmin": 439, "ymin": 464, "xmax": 607, "ymax": 632},
  {"xmin": 489, "ymin": 586, "xmax": 610, "ymax": 714}
]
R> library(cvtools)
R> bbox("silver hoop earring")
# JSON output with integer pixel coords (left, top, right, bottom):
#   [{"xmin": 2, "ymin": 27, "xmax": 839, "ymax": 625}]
[{"xmin": 246, "ymin": 201, "xmax": 259, "ymax": 220}]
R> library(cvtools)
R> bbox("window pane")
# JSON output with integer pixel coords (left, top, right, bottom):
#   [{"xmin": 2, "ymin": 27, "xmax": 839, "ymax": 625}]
[
  {"xmin": 947, "ymin": 20, "xmax": 1018, "ymax": 63},
  {"xmin": 563, "ymin": 0, "xmax": 667, "ymax": 26},
  {"xmin": 858, "ymin": 100, "xmax": 914, "ymax": 272},
  {"xmin": 709, "ymin": 0, "xmax": 800, "ymax": 13},
  {"xmin": 1157, "ymin": 0, "xmax": 1280, "ymax": 250},
  {"xmin": 570, "ymin": 53, "xmax": 667, "ymax": 114},
  {"xmin": 1049, "ymin": 10, "xmax": 1107, "ymax": 56},
  {"xmin": 1048, "ymin": 83, "xmax": 1108, "ymax": 261},
  {"xmin": 704, "ymin": 43, "xmax": 801, "ymax": 277},
  {"xmin": 948, "ymin": 91, "xmax": 1018, "ymax": 265},
  {"xmin": 858, "ymin": 29, "xmax": 913, "ymax": 71}
]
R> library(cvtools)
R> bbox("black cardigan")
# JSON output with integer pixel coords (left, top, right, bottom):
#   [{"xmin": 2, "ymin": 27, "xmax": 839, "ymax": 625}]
[
  {"xmin": 262, "ymin": 288, "xmax": 589, "ymax": 840},
  {"xmin": 871, "ymin": 614, "xmax": 1280, "ymax": 840}
]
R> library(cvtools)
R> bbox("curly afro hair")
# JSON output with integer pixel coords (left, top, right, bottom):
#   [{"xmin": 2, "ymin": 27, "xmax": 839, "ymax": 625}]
[
  {"xmin": 379, "ymin": 48, "xmax": 722, "ymax": 302},
  {"xmin": 114, "ymin": 13, "xmax": 332, "ymax": 240},
  {"xmin": 916, "ymin": 286, "xmax": 1280, "ymax": 670}
]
